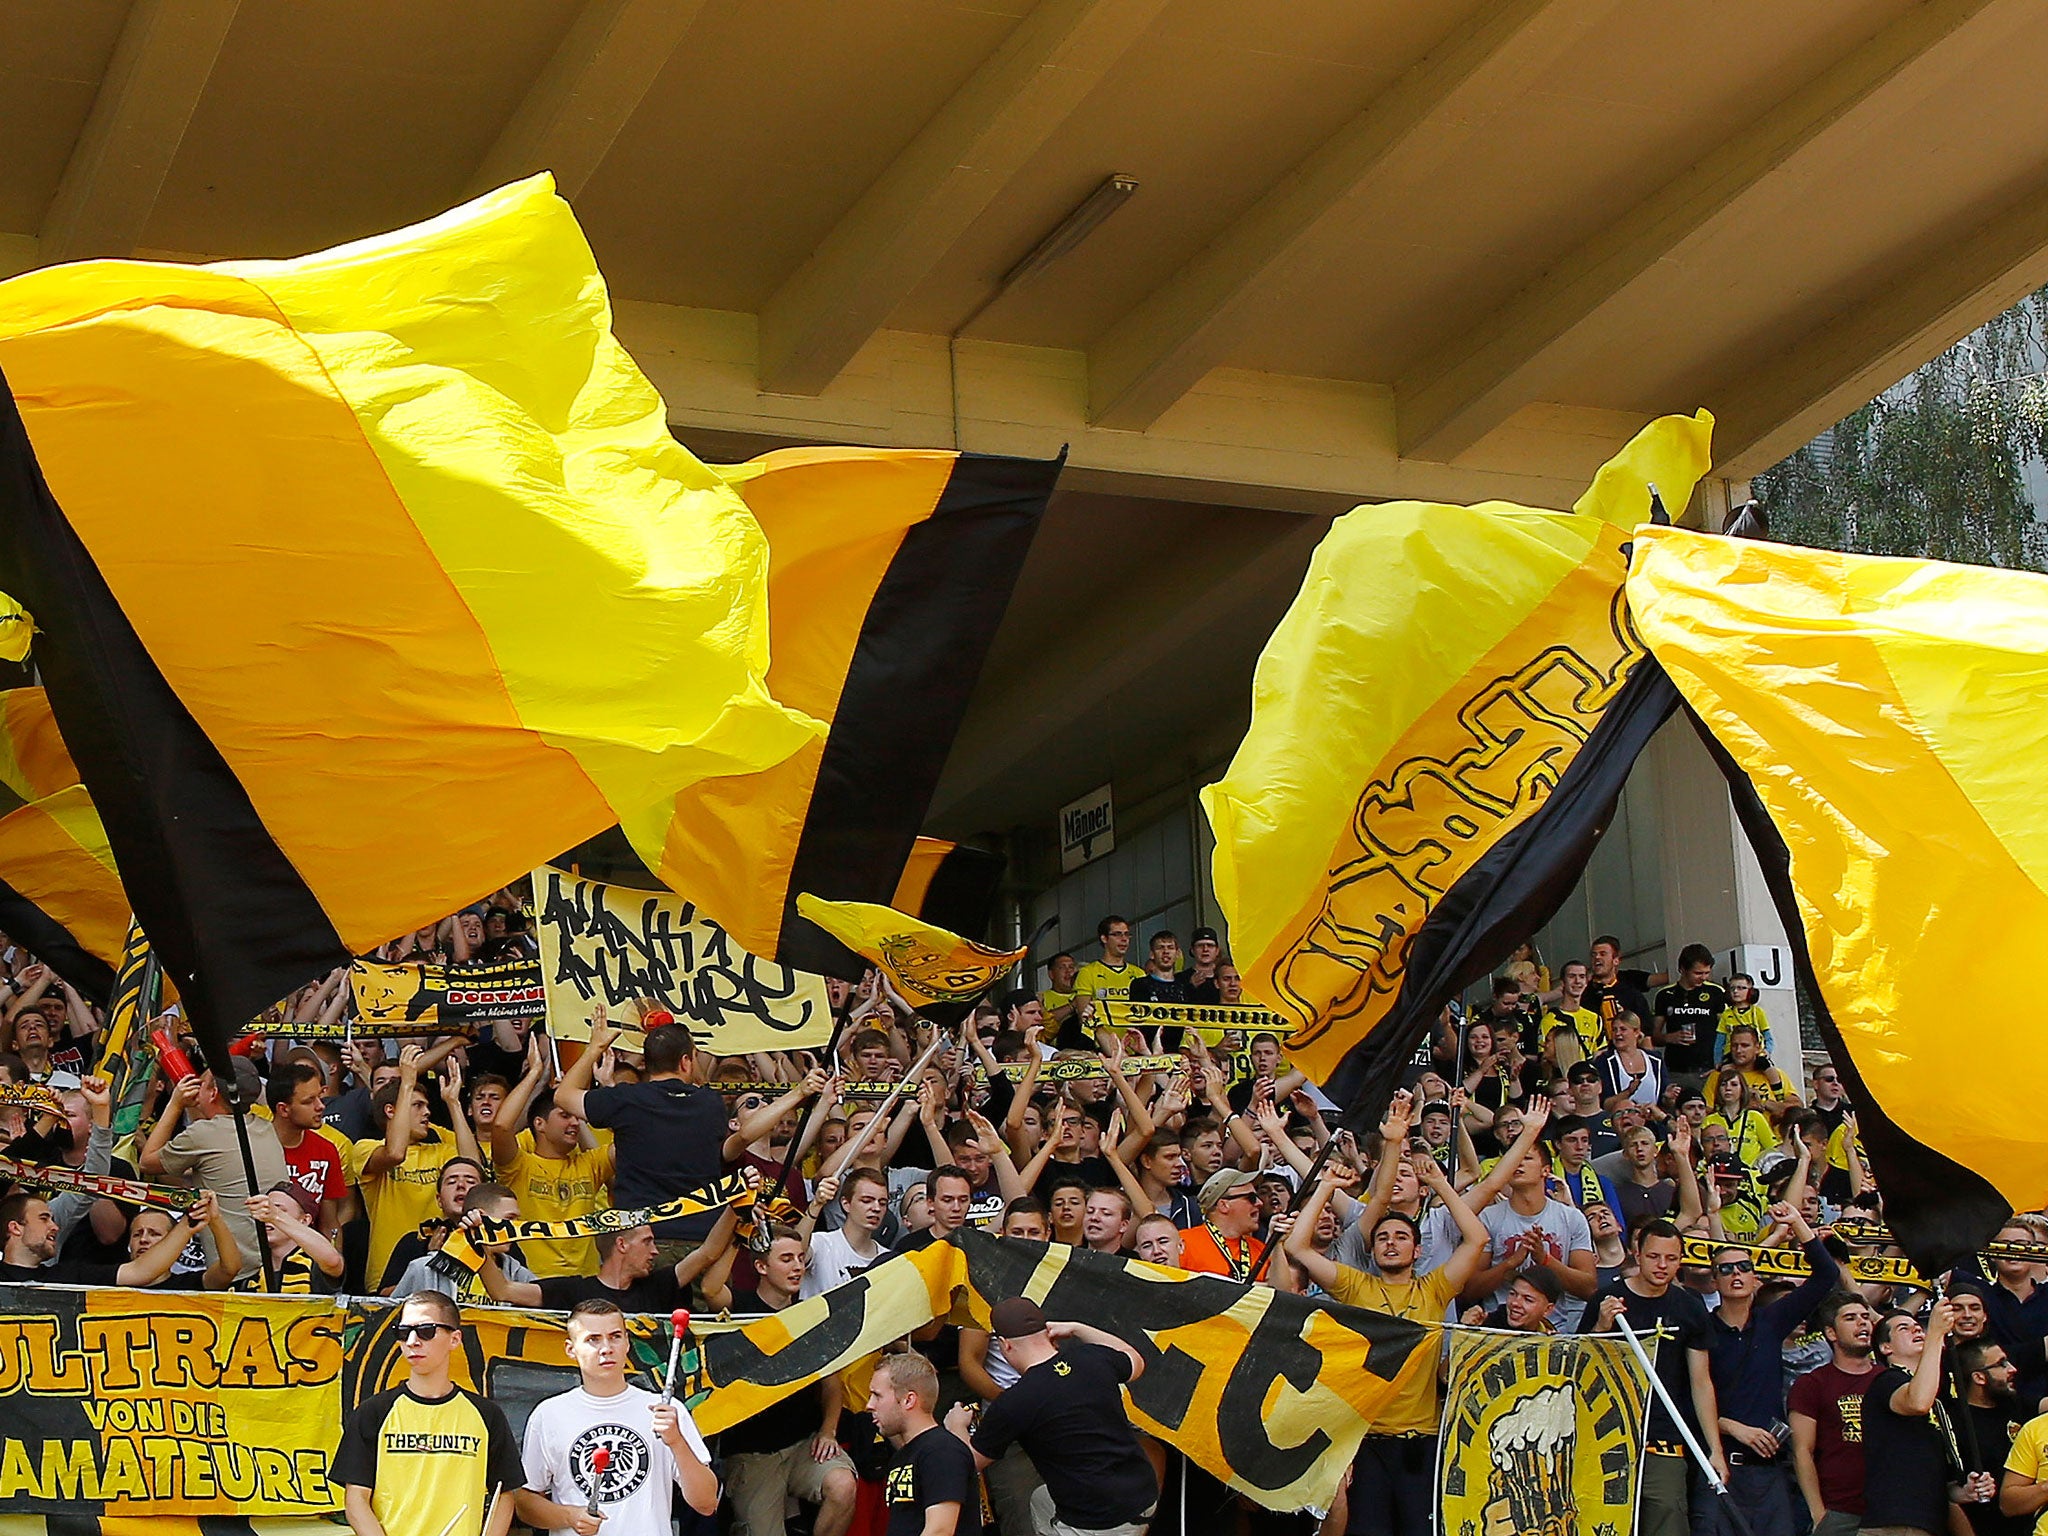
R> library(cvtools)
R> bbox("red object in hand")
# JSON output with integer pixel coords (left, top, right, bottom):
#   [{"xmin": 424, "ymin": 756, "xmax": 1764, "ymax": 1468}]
[
  {"xmin": 643, "ymin": 1009, "xmax": 676, "ymax": 1028},
  {"xmin": 151, "ymin": 1025, "xmax": 197, "ymax": 1084},
  {"xmin": 587, "ymin": 1445, "xmax": 611, "ymax": 1518}
]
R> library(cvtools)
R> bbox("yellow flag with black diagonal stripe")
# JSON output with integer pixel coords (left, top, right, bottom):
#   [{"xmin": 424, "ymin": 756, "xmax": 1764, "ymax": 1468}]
[
  {"xmin": 1202, "ymin": 412, "xmax": 1712, "ymax": 1095},
  {"xmin": 625, "ymin": 448, "xmax": 1055, "ymax": 976},
  {"xmin": 0, "ymin": 174, "xmax": 814, "ymax": 1051},
  {"xmin": 794, "ymin": 893, "xmax": 1025, "ymax": 1007},
  {"xmin": 1629, "ymin": 526, "xmax": 2048, "ymax": 1269}
]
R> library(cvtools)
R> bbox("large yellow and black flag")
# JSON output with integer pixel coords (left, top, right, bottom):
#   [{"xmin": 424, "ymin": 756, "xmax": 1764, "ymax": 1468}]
[
  {"xmin": 0, "ymin": 175, "xmax": 819, "ymax": 1052},
  {"xmin": 1630, "ymin": 527, "xmax": 2048, "ymax": 1268},
  {"xmin": 624, "ymin": 449, "xmax": 1054, "ymax": 976},
  {"xmin": 1202, "ymin": 413, "xmax": 1712, "ymax": 1103}
]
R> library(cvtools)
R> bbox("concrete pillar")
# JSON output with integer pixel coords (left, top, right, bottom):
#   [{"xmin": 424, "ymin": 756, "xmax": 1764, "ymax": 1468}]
[{"xmin": 1648, "ymin": 712, "xmax": 1804, "ymax": 1094}]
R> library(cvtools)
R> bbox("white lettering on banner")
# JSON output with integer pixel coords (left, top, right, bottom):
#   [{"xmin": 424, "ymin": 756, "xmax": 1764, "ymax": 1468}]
[{"xmin": 1059, "ymin": 784, "xmax": 1115, "ymax": 873}]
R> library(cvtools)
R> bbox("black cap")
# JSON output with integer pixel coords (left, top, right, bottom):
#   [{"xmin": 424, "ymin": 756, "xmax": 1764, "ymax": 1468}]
[
  {"xmin": 1190, "ymin": 926, "xmax": 1220, "ymax": 945},
  {"xmin": 989, "ymin": 1297, "xmax": 1047, "ymax": 1339}
]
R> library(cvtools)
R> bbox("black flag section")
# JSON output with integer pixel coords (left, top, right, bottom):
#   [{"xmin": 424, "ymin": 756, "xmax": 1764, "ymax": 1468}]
[{"xmin": 1329, "ymin": 658, "xmax": 1679, "ymax": 1127}]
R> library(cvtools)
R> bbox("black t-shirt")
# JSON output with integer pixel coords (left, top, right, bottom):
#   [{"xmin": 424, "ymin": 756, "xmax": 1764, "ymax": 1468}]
[
  {"xmin": 1128, "ymin": 974, "xmax": 1191, "ymax": 1005},
  {"xmin": 1861, "ymin": 1366, "xmax": 1955, "ymax": 1533},
  {"xmin": 1586, "ymin": 978, "xmax": 1652, "ymax": 1034},
  {"xmin": 0, "ymin": 1258, "xmax": 120, "ymax": 1286},
  {"xmin": 1956, "ymin": 1398, "xmax": 2026, "ymax": 1536},
  {"xmin": 1578, "ymin": 1282, "xmax": 1708, "ymax": 1442},
  {"xmin": 887, "ymin": 1425, "xmax": 982, "ymax": 1536},
  {"xmin": 1859, "ymin": 1368, "xmax": 1949, "ymax": 1536},
  {"xmin": 580, "ymin": 1078, "xmax": 729, "ymax": 1236},
  {"xmin": 1653, "ymin": 984, "xmax": 1726, "ymax": 1076},
  {"xmin": 1175, "ymin": 969, "xmax": 1220, "ymax": 1004},
  {"xmin": 536, "ymin": 1269, "xmax": 688, "ymax": 1315},
  {"xmin": 972, "ymin": 1342, "xmax": 1156, "ymax": 1527}
]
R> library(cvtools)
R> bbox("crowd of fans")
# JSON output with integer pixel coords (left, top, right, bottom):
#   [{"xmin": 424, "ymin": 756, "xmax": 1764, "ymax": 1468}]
[{"xmin": 0, "ymin": 896, "xmax": 2044, "ymax": 1536}]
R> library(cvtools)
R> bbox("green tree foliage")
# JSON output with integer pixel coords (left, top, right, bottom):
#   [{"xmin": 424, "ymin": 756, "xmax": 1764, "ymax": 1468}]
[{"xmin": 1754, "ymin": 289, "xmax": 2048, "ymax": 570}]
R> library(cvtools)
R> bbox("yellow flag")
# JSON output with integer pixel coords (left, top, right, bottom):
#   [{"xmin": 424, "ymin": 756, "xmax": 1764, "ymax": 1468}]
[
  {"xmin": 1202, "ymin": 413, "xmax": 1712, "ymax": 1087},
  {"xmin": 625, "ymin": 448, "xmax": 1055, "ymax": 973},
  {"xmin": 0, "ymin": 783, "xmax": 128, "ymax": 993},
  {"xmin": 794, "ymin": 894, "xmax": 1024, "ymax": 1007},
  {"xmin": 0, "ymin": 174, "xmax": 812, "ymax": 1044},
  {"xmin": 1629, "ymin": 525, "xmax": 2048, "ymax": 1265},
  {"xmin": 0, "ymin": 687, "xmax": 78, "ymax": 803}
]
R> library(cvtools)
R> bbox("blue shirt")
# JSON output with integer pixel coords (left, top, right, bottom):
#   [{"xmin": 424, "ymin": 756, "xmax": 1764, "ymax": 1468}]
[{"xmin": 1703, "ymin": 1237, "xmax": 1839, "ymax": 1434}]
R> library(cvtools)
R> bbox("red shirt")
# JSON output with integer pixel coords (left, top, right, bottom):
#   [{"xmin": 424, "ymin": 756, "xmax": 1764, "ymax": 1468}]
[
  {"xmin": 1788, "ymin": 1361, "xmax": 1880, "ymax": 1514},
  {"xmin": 280, "ymin": 1125, "xmax": 348, "ymax": 1205}
]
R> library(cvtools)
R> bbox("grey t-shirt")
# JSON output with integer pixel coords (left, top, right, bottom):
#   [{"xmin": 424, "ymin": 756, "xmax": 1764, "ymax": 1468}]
[
  {"xmin": 159, "ymin": 1113, "xmax": 290, "ymax": 1280},
  {"xmin": 1478, "ymin": 1199, "xmax": 1595, "ymax": 1332}
]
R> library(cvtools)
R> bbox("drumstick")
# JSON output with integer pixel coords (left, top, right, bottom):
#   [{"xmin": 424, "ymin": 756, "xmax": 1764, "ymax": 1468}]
[
  {"xmin": 586, "ymin": 1446, "xmax": 611, "ymax": 1521},
  {"xmin": 660, "ymin": 1309, "xmax": 691, "ymax": 1404}
]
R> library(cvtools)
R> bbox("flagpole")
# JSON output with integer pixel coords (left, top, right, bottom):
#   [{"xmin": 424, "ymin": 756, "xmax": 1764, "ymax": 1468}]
[
  {"xmin": 1613, "ymin": 1315, "xmax": 1754, "ymax": 1536},
  {"xmin": 1247, "ymin": 1132, "xmax": 1345, "ymax": 1285},
  {"xmin": 225, "ymin": 1086, "xmax": 281, "ymax": 1294},
  {"xmin": 762, "ymin": 1010, "xmax": 851, "ymax": 1211},
  {"xmin": 819, "ymin": 1027, "xmax": 953, "ymax": 1185}
]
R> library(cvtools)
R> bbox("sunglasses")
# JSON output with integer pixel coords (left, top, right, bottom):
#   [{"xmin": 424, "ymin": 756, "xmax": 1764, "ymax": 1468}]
[
  {"xmin": 393, "ymin": 1322, "xmax": 457, "ymax": 1343},
  {"xmin": 1714, "ymin": 1260, "xmax": 1755, "ymax": 1276}
]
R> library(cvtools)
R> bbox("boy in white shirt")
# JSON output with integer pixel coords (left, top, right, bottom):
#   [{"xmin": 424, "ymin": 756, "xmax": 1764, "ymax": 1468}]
[
  {"xmin": 801, "ymin": 1165, "xmax": 890, "ymax": 1299},
  {"xmin": 516, "ymin": 1299, "xmax": 718, "ymax": 1536}
]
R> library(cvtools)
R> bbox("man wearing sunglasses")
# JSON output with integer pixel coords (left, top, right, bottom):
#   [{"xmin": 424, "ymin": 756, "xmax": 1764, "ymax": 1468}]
[
  {"xmin": 336, "ymin": 1291, "xmax": 523, "ymax": 1536},
  {"xmin": 1704, "ymin": 1201, "xmax": 1839, "ymax": 1536},
  {"xmin": 1178, "ymin": 1169, "xmax": 1264, "ymax": 1278}
]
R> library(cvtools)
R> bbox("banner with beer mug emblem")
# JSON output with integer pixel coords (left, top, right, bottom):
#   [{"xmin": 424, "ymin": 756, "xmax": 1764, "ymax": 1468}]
[{"xmin": 1437, "ymin": 1329, "xmax": 1650, "ymax": 1536}]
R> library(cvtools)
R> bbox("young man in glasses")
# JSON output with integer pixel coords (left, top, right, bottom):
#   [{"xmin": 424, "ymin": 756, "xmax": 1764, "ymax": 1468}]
[
  {"xmin": 336, "ymin": 1291, "xmax": 523, "ymax": 1536},
  {"xmin": 1704, "ymin": 1202, "xmax": 1840, "ymax": 1536}
]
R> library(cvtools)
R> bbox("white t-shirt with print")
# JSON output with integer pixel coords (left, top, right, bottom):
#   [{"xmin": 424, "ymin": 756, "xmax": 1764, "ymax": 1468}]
[{"xmin": 520, "ymin": 1383, "xmax": 710, "ymax": 1536}]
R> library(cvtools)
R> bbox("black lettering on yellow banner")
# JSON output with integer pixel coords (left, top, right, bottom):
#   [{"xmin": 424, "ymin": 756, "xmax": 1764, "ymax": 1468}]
[
  {"xmin": 1679, "ymin": 1234, "xmax": 1922, "ymax": 1287},
  {"xmin": 535, "ymin": 865, "xmax": 832, "ymax": 1055},
  {"xmin": 687, "ymin": 1228, "xmax": 1435, "ymax": 1516},
  {"xmin": 437, "ymin": 1172, "xmax": 758, "ymax": 1273},
  {"xmin": 1438, "ymin": 1329, "xmax": 1650, "ymax": 1536}
]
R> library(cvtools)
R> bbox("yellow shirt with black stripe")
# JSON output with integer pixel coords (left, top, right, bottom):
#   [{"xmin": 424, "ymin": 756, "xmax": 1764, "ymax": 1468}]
[{"xmin": 333, "ymin": 1384, "xmax": 522, "ymax": 1536}]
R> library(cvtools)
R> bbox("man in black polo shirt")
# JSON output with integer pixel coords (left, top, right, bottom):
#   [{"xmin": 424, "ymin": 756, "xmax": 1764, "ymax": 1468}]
[
  {"xmin": 557, "ymin": 1013, "xmax": 728, "ymax": 1256},
  {"xmin": 1653, "ymin": 944, "xmax": 1726, "ymax": 1085},
  {"xmin": 946, "ymin": 1298, "xmax": 1155, "ymax": 1536}
]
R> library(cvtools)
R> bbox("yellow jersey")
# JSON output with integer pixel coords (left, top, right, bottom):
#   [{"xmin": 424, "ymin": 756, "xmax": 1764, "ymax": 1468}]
[
  {"xmin": 496, "ymin": 1139, "xmax": 616, "ymax": 1277},
  {"xmin": 352, "ymin": 1131, "xmax": 467, "ymax": 1290}
]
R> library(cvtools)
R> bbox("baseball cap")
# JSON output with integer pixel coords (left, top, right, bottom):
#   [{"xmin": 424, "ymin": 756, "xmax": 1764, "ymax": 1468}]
[
  {"xmin": 268, "ymin": 1180, "xmax": 322, "ymax": 1224},
  {"xmin": 1199, "ymin": 1168, "xmax": 1258, "ymax": 1213},
  {"xmin": 1190, "ymin": 926, "xmax": 1220, "ymax": 945},
  {"xmin": 989, "ymin": 1297, "xmax": 1047, "ymax": 1339}
]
